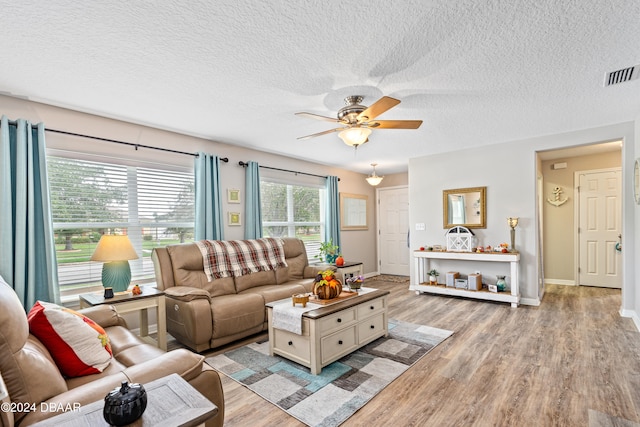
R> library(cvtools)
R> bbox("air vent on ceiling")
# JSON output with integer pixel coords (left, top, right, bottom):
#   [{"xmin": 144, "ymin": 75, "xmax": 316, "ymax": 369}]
[{"xmin": 604, "ymin": 65, "xmax": 638, "ymax": 86}]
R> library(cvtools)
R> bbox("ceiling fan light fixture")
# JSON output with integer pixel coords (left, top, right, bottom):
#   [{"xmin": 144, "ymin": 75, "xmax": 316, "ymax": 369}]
[
  {"xmin": 366, "ymin": 163, "xmax": 384, "ymax": 186},
  {"xmin": 338, "ymin": 127, "xmax": 371, "ymax": 147}
]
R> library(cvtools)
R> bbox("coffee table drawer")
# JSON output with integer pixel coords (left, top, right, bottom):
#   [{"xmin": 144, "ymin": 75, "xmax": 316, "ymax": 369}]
[
  {"xmin": 357, "ymin": 313, "xmax": 386, "ymax": 344},
  {"xmin": 321, "ymin": 326, "xmax": 357, "ymax": 363},
  {"xmin": 274, "ymin": 329, "xmax": 311, "ymax": 362},
  {"xmin": 357, "ymin": 297, "xmax": 385, "ymax": 318},
  {"xmin": 318, "ymin": 308, "xmax": 356, "ymax": 335}
]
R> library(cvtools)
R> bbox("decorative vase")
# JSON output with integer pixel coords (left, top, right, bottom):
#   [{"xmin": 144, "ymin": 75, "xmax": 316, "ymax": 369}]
[
  {"xmin": 346, "ymin": 278, "xmax": 363, "ymax": 291},
  {"xmin": 496, "ymin": 275, "xmax": 506, "ymax": 292},
  {"xmin": 103, "ymin": 381, "xmax": 147, "ymax": 426},
  {"xmin": 325, "ymin": 254, "xmax": 338, "ymax": 264},
  {"xmin": 429, "ymin": 275, "xmax": 437, "ymax": 285}
]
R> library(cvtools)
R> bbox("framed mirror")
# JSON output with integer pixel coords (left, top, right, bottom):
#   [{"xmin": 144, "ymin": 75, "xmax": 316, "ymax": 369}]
[
  {"xmin": 443, "ymin": 187, "xmax": 486, "ymax": 229},
  {"xmin": 340, "ymin": 193, "xmax": 368, "ymax": 230}
]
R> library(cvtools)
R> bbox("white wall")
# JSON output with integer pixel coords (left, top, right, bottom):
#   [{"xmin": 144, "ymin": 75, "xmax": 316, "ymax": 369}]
[
  {"xmin": 409, "ymin": 122, "xmax": 636, "ymax": 309},
  {"xmin": 1, "ymin": 95, "xmax": 380, "ymax": 274}
]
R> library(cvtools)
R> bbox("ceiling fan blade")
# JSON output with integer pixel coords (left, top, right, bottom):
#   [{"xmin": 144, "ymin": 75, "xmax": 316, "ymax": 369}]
[
  {"xmin": 297, "ymin": 128, "xmax": 344, "ymax": 140},
  {"xmin": 368, "ymin": 120, "xmax": 423, "ymax": 129},
  {"xmin": 357, "ymin": 96, "xmax": 401, "ymax": 121},
  {"xmin": 295, "ymin": 112, "xmax": 339, "ymax": 123}
]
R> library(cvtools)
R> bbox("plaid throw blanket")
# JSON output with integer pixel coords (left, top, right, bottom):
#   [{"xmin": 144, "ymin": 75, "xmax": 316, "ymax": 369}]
[{"xmin": 196, "ymin": 238, "xmax": 288, "ymax": 282}]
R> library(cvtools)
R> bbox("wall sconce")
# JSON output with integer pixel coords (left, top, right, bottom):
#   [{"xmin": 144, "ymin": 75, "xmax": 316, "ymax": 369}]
[
  {"xmin": 338, "ymin": 127, "xmax": 371, "ymax": 148},
  {"xmin": 90, "ymin": 235, "xmax": 139, "ymax": 293},
  {"xmin": 366, "ymin": 163, "xmax": 384, "ymax": 186}
]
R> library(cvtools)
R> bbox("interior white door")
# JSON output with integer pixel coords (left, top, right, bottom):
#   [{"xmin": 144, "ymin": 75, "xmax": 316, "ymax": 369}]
[
  {"xmin": 378, "ymin": 187, "xmax": 410, "ymax": 276},
  {"xmin": 578, "ymin": 169, "xmax": 621, "ymax": 288}
]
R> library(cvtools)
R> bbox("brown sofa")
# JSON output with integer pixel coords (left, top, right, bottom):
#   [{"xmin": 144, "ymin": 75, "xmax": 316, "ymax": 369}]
[
  {"xmin": 0, "ymin": 278, "xmax": 224, "ymax": 427},
  {"xmin": 151, "ymin": 237, "xmax": 323, "ymax": 352}
]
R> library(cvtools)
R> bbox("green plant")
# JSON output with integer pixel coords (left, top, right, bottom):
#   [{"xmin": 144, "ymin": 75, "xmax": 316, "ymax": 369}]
[
  {"xmin": 315, "ymin": 239, "xmax": 340, "ymax": 261},
  {"xmin": 427, "ymin": 269, "xmax": 439, "ymax": 277}
]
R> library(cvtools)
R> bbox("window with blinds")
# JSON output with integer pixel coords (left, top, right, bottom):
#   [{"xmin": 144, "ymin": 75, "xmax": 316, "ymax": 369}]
[
  {"xmin": 47, "ymin": 156, "xmax": 195, "ymax": 292},
  {"xmin": 260, "ymin": 180, "xmax": 325, "ymax": 262}
]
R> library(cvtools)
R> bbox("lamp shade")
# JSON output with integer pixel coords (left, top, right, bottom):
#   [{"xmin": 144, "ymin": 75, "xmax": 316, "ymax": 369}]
[
  {"xmin": 365, "ymin": 163, "xmax": 384, "ymax": 186},
  {"xmin": 90, "ymin": 235, "xmax": 139, "ymax": 262},
  {"xmin": 338, "ymin": 127, "xmax": 371, "ymax": 147}
]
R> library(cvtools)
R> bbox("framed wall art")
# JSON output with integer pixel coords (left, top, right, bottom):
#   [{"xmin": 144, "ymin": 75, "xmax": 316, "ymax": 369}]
[
  {"xmin": 228, "ymin": 212, "xmax": 242, "ymax": 226},
  {"xmin": 227, "ymin": 189, "xmax": 241, "ymax": 204}
]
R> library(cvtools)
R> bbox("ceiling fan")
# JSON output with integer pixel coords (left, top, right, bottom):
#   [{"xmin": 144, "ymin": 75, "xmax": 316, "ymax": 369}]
[{"xmin": 295, "ymin": 95, "xmax": 422, "ymax": 147}]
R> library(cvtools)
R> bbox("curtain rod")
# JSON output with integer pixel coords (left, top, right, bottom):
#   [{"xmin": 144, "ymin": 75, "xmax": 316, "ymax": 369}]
[
  {"xmin": 238, "ymin": 161, "xmax": 339, "ymax": 181},
  {"xmin": 45, "ymin": 128, "xmax": 229, "ymax": 162}
]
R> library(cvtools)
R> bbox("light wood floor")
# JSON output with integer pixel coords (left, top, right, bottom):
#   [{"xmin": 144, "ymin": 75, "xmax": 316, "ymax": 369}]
[{"xmin": 194, "ymin": 280, "xmax": 640, "ymax": 427}]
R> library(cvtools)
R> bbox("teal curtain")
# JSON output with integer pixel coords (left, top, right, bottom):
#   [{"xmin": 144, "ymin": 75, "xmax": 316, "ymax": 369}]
[
  {"xmin": 194, "ymin": 152, "xmax": 224, "ymax": 240},
  {"xmin": 0, "ymin": 116, "xmax": 60, "ymax": 310},
  {"xmin": 244, "ymin": 161, "xmax": 262, "ymax": 239},
  {"xmin": 324, "ymin": 175, "xmax": 341, "ymax": 250}
]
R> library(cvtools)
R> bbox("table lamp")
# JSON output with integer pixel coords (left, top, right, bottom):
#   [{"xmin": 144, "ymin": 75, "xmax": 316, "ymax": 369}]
[
  {"xmin": 507, "ymin": 217, "xmax": 519, "ymax": 252},
  {"xmin": 90, "ymin": 235, "xmax": 139, "ymax": 293}
]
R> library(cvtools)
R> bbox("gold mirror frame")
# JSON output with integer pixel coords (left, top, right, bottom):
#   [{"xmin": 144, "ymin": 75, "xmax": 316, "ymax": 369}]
[
  {"xmin": 443, "ymin": 186, "xmax": 486, "ymax": 229},
  {"xmin": 340, "ymin": 193, "xmax": 368, "ymax": 230}
]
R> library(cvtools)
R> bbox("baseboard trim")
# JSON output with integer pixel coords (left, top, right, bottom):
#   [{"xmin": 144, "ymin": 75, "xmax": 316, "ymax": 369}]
[
  {"xmin": 620, "ymin": 308, "xmax": 640, "ymax": 332},
  {"xmin": 544, "ymin": 279, "xmax": 576, "ymax": 286}
]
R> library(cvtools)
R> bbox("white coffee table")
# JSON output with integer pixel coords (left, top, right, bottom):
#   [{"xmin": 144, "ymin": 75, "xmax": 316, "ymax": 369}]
[{"xmin": 266, "ymin": 288, "xmax": 389, "ymax": 375}]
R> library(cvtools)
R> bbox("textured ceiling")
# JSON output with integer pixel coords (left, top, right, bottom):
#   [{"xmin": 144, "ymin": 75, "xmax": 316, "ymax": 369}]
[{"xmin": 1, "ymin": 0, "xmax": 639, "ymax": 174}]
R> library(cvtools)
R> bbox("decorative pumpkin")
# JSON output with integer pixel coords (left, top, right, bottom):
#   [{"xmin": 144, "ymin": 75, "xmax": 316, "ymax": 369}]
[
  {"xmin": 335, "ymin": 256, "xmax": 344, "ymax": 266},
  {"xmin": 103, "ymin": 381, "xmax": 147, "ymax": 426},
  {"xmin": 313, "ymin": 270, "xmax": 343, "ymax": 300}
]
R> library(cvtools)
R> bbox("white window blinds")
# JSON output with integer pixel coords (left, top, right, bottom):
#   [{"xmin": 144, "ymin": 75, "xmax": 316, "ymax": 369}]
[{"xmin": 47, "ymin": 155, "xmax": 195, "ymax": 290}]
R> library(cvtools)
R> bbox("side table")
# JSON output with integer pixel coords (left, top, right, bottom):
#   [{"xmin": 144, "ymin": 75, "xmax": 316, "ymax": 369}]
[
  {"xmin": 31, "ymin": 373, "xmax": 218, "ymax": 427},
  {"xmin": 335, "ymin": 261, "xmax": 364, "ymax": 284},
  {"xmin": 317, "ymin": 262, "xmax": 364, "ymax": 285},
  {"xmin": 79, "ymin": 285, "xmax": 167, "ymax": 351}
]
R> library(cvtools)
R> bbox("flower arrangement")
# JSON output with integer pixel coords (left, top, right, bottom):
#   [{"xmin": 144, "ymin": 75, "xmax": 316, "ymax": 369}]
[
  {"xmin": 346, "ymin": 275, "xmax": 364, "ymax": 291},
  {"xmin": 313, "ymin": 269, "xmax": 342, "ymax": 299}
]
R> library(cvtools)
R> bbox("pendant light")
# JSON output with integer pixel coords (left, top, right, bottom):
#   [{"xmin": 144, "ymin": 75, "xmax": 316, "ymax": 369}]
[{"xmin": 366, "ymin": 163, "xmax": 384, "ymax": 186}]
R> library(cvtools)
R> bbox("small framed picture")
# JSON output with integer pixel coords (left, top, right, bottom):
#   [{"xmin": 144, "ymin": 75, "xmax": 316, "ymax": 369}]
[
  {"xmin": 227, "ymin": 189, "xmax": 241, "ymax": 204},
  {"xmin": 228, "ymin": 212, "xmax": 242, "ymax": 226}
]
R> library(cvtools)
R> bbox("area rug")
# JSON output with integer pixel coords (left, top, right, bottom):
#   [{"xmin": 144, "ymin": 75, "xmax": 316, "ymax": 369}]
[
  {"xmin": 368, "ymin": 274, "xmax": 410, "ymax": 283},
  {"xmin": 205, "ymin": 319, "xmax": 453, "ymax": 427}
]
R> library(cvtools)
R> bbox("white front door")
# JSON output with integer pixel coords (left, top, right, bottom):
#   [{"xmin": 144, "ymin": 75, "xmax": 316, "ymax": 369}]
[
  {"xmin": 578, "ymin": 169, "xmax": 622, "ymax": 288},
  {"xmin": 378, "ymin": 186, "xmax": 410, "ymax": 276}
]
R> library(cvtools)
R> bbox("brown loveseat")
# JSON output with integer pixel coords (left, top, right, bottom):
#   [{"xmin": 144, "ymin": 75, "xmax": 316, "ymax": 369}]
[
  {"xmin": 151, "ymin": 237, "xmax": 323, "ymax": 352},
  {"xmin": 0, "ymin": 277, "xmax": 224, "ymax": 427}
]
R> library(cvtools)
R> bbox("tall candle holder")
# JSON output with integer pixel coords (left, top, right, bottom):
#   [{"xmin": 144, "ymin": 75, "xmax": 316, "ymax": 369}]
[{"xmin": 507, "ymin": 217, "xmax": 519, "ymax": 252}]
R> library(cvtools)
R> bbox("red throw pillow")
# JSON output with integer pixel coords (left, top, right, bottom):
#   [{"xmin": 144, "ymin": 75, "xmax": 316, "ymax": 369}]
[{"xmin": 28, "ymin": 301, "xmax": 113, "ymax": 377}]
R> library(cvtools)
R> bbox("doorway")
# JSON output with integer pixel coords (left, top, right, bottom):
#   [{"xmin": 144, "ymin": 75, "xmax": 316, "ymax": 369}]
[
  {"xmin": 537, "ymin": 141, "xmax": 622, "ymax": 289},
  {"xmin": 377, "ymin": 186, "xmax": 410, "ymax": 276}
]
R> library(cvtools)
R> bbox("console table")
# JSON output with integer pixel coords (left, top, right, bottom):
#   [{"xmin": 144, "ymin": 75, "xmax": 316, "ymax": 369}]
[{"xmin": 412, "ymin": 250, "xmax": 520, "ymax": 307}]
